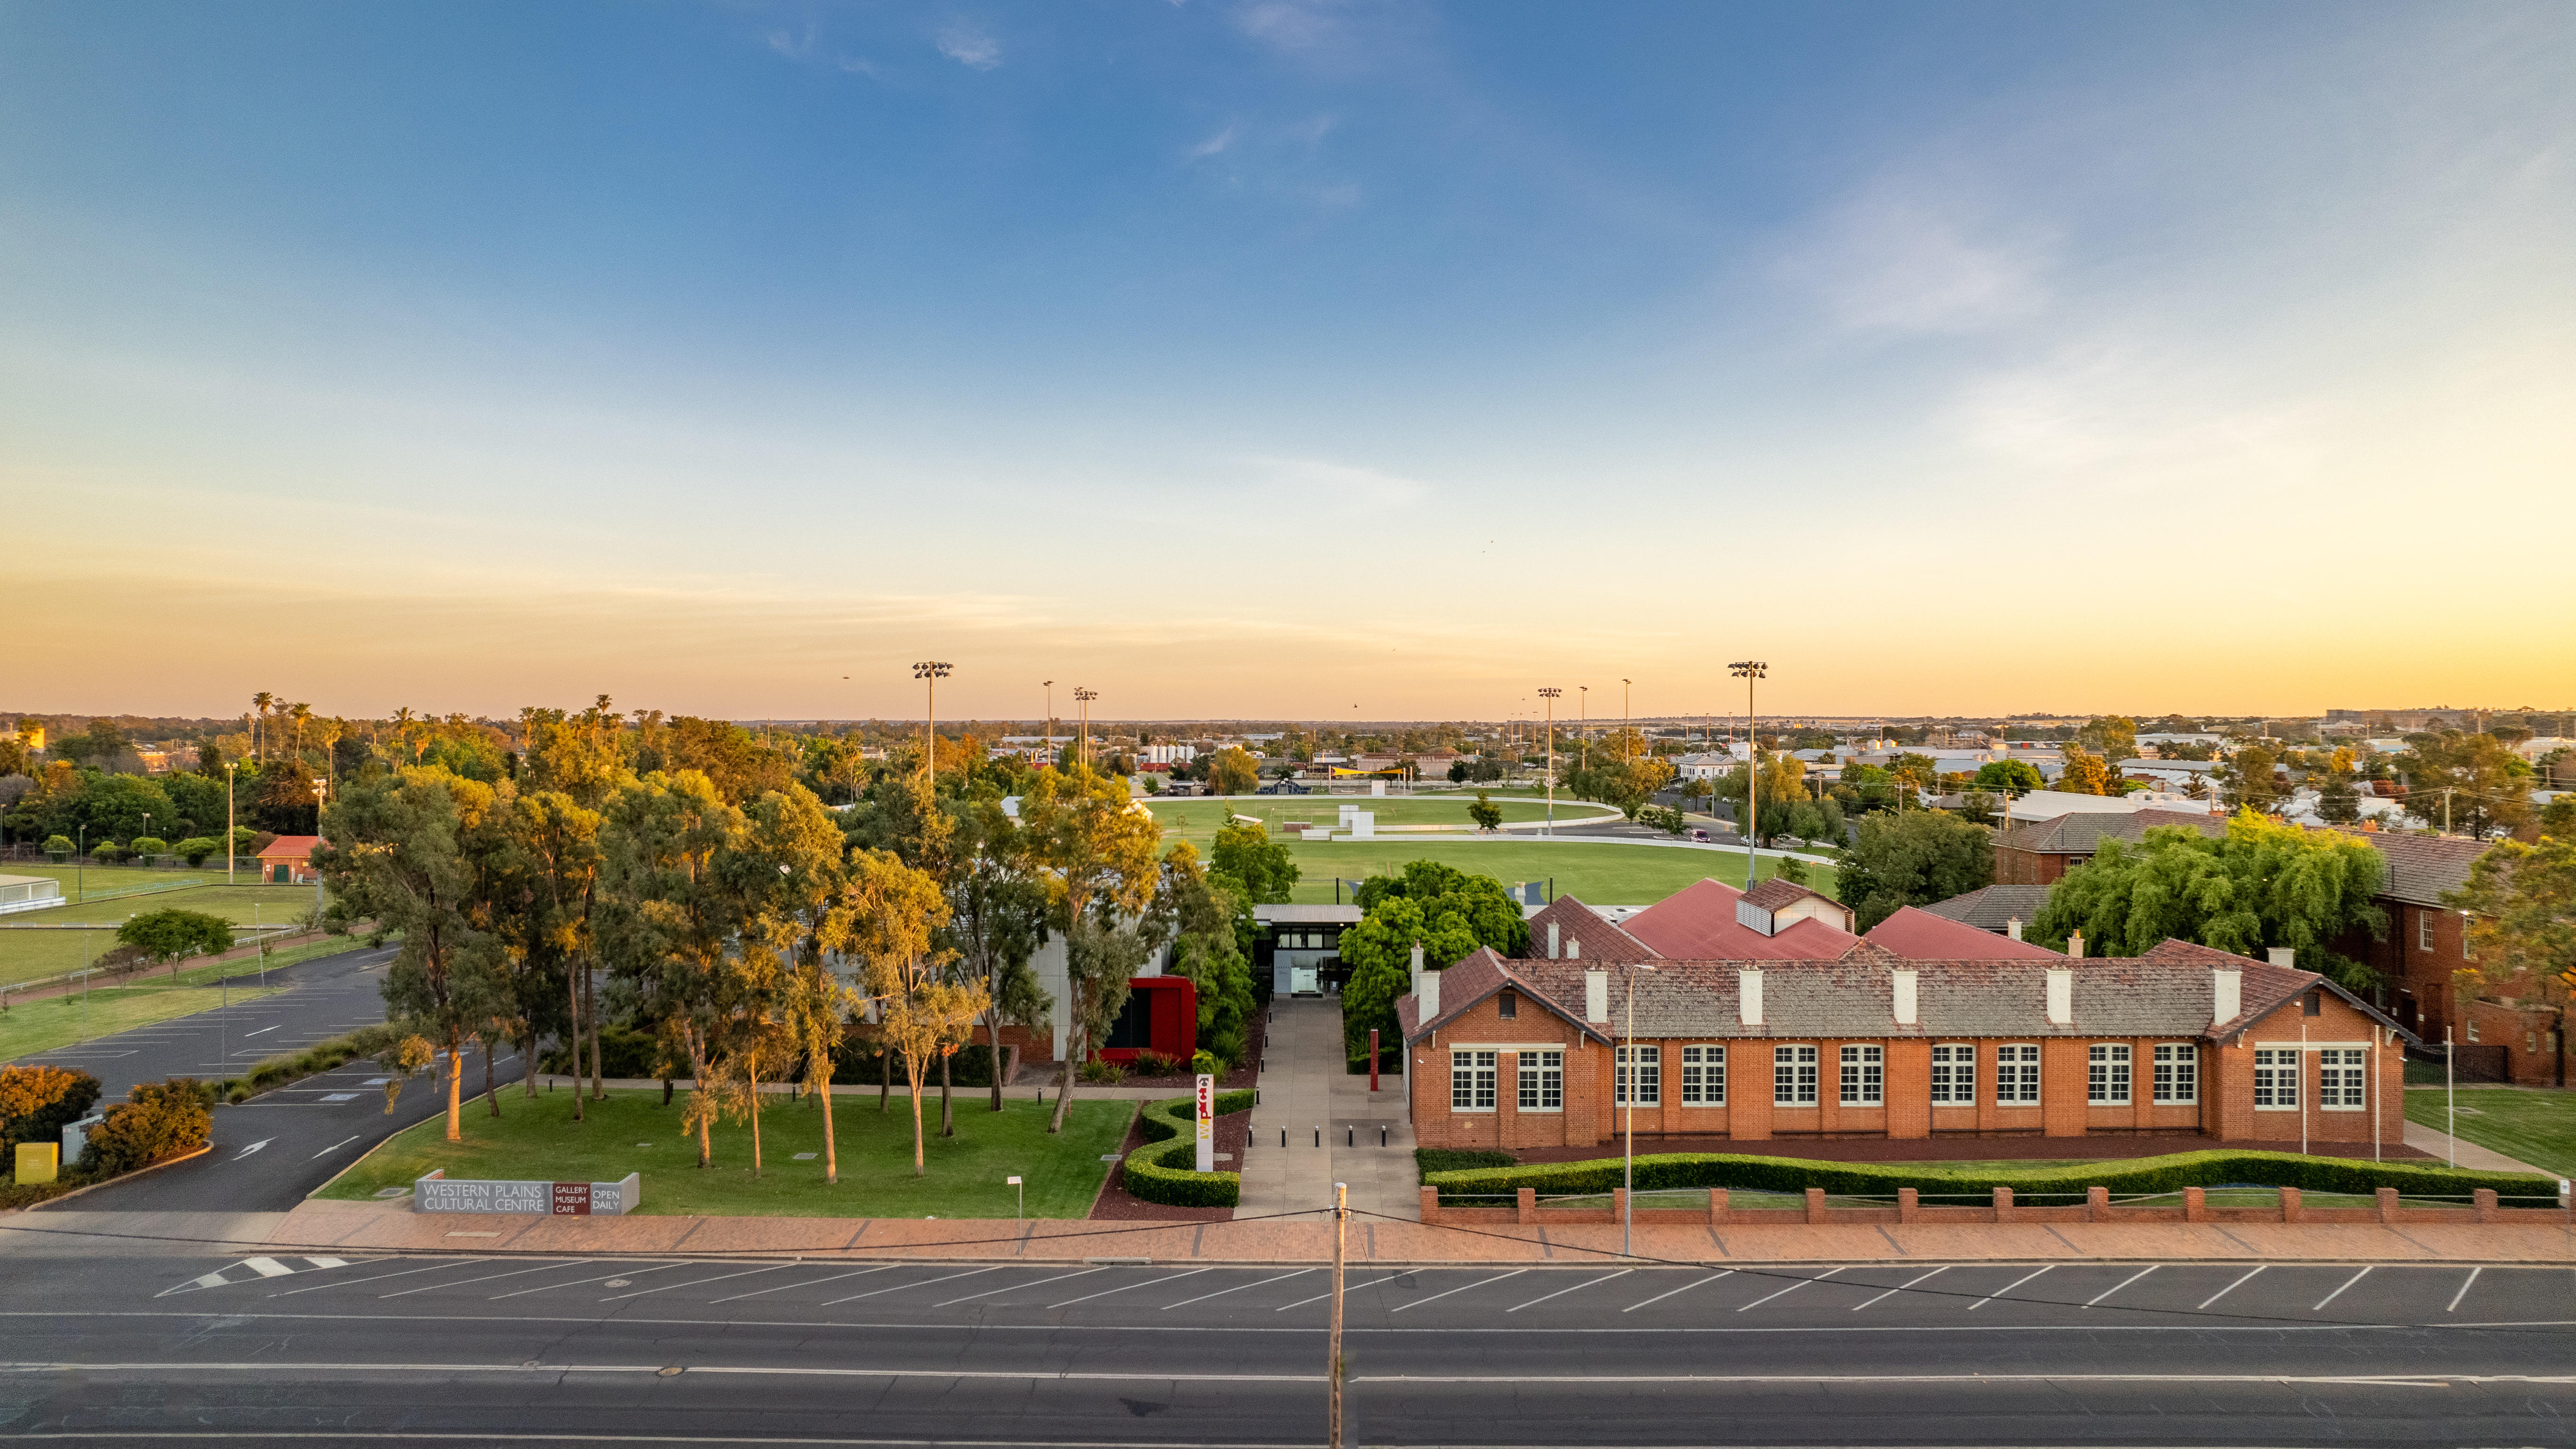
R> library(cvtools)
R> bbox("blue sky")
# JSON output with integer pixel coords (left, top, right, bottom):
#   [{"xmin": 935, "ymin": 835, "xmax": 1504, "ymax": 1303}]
[{"xmin": 6, "ymin": 1, "xmax": 2571, "ymax": 722}]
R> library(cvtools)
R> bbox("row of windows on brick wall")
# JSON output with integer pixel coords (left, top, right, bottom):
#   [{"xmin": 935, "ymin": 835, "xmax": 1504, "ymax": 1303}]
[
  {"xmin": 2252, "ymin": 1047, "xmax": 2369, "ymax": 1110},
  {"xmin": 1450, "ymin": 1043, "xmax": 2221, "ymax": 1111}
]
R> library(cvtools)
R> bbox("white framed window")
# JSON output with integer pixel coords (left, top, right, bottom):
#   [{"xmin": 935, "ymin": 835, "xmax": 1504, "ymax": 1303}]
[
  {"xmin": 1774, "ymin": 1045, "xmax": 1818, "ymax": 1105},
  {"xmin": 2087, "ymin": 1044, "xmax": 2131, "ymax": 1105},
  {"xmin": 1517, "ymin": 1049, "xmax": 1563, "ymax": 1111},
  {"xmin": 2418, "ymin": 911, "xmax": 2433, "ymax": 952},
  {"xmin": 1615, "ymin": 1045, "xmax": 1661, "ymax": 1106},
  {"xmin": 1451, "ymin": 1049, "xmax": 1497, "ymax": 1112},
  {"xmin": 2319, "ymin": 1047, "xmax": 2365, "ymax": 1110},
  {"xmin": 1680, "ymin": 1045, "xmax": 1725, "ymax": 1105},
  {"xmin": 1839, "ymin": 1045, "xmax": 1884, "ymax": 1106},
  {"xmin": 1995, "ymin": 1044, "xmax": 2040, "ymax": 1105},
  {"xmin": 1930, "ymin": 1044, "xmax": 1975, "ymax": 1105},
  {"xmin": 2152, "ymin": 1043, "xmax": 2197, "ymax": 1104},
  {"xmin": 2253, "ymin": 1047, "xmax": 2298, "ymax": 1109}
]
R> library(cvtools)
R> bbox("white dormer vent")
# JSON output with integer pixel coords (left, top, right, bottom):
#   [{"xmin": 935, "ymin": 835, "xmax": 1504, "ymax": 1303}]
[
  {"xmin": 1739, "ymin": 969, "xmax": 1764, "ymax": 1027},
  {"xmin": 1892, "ymin": 969, "xmax": 1918, "ymax": 1026},
  {"xmin": 1419, "ymin": 968, "xmax": 1440, "ymax": 1021},
  {"xmin": 1584, "ymin": 969, "xmax": 1609, "ymax": 1024},
  {"xmin": 1736, "ymin": 898, "xmax": 1777, "ymax": 936},
  {"xmin": 2212, "ymin": 969, "xmax": 2242, "ymax": 1028},
  {"xmin": 1548, "ymin": 922, "xmax": 1561, "ymax": 960},
  {"xmin": 2045, "ymin": 968, "xmax": 2073, "ymax": 1026}
]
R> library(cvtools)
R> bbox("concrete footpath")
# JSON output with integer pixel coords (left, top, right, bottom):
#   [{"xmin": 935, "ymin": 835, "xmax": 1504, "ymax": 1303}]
[
  {"xmin": 1238, "ymin": 997, "xmax": 1418, "ymax": 1222},
  {"xmin": 8, "ymin": 1200, "xmax": 2571, "ymax": 1267}
]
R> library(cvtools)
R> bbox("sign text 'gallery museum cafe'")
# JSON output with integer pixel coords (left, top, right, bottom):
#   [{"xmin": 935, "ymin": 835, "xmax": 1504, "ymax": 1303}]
[{"xmin": 1396, "ymin": 878, "xmax": 2413, "ymax": 1153}]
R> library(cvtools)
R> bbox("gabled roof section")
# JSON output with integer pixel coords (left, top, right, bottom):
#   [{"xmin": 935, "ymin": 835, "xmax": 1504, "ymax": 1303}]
[
  {"xmin": 2137, "ymin": 938, "xmax": 2417, "ymax": 1044},
  {"xmin": 1865, "ymin": 904, "xmax": 2066, "ymax": 961},
  {"xmin": 1996, "ymin": 809, "xmax": 2224, "ymax": 857},
  {"xmin": 255, "ymin": 834, "xmax": 326, "ymax": 860},
  {"xmin": 2339, "ymin": 829, "xmax": 2489, "ymax": 907},
  {"xmin": 1522, "ymin": 893, "xmax": 1660, "ymax": 963},
  {"xmin": 1620, "ymin": 877, "xmax": 1861, "ymax": 961},
  {"xmin": 1397, "ymin": 946, "xmax": 1612, "ymax": 1046},
  {"xmin": 1919, "ymin": 884, "xmax": 2055, "ymax": 932},
  {"xmin": 1744, "ymin": 877, "xmax": 1833, "ymax": 912}
]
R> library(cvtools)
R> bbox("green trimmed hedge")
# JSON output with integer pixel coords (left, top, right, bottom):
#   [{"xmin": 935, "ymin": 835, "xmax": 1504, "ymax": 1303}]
[
  {"xmin": 1423, "ymin": 1149, "xmax": 2564, "ymax": 1206},
  {"xmin": 1121, "ymin": 1089, "xmax": 1256, "ymax": 1208},
  {"xmin": 223, "ymin": 1033, "xmax": 366, "ymax": 1104}
]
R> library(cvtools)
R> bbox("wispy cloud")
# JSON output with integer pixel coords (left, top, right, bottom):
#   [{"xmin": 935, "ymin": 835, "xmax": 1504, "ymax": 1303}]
[
  {"xmin": 1236, "ymin": 455, "xmax": 1427, "ymax": 509},
  {"xmin": 1776, "ymin": 184, "xmax": 2058, "ymax": 337},
  {"xmin": 1185, "ymin": 123, "xmax": 1240, "ymax": 160},
  {"xmin": 762, "ymin": 25, "xmax": 875, "ymax": 77},
  {"xmin": 936, "ymin": 22, "xmax": 1002, "ymax": 70}
]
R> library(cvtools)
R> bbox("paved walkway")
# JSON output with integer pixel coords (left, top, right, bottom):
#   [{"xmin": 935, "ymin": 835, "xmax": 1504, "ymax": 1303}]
[{"xmin": 1240, "ymin": 997, "xmax": 1418, "ymax": 1222}]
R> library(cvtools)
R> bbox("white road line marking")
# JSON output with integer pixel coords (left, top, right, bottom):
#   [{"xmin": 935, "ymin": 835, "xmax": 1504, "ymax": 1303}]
[
  {"xmin": 2086, "ymin": 1266, "xmax": 2157, "ymax": 1307},
  {"xmin": 600, "ymin": 1264, "xmax": 794, "ymax": 1303},
  {"xmin": 488, "ymin": 1262, "xmax": 691, "ymax": 1300},
  {"xmin": 1508, "ymin": 1269, "xmax": 1631, "ymax": 1313},
  {"xmin": 1625, "ymin": 1270, "xmax": 1731, "ymax": 1313},
  {"xmin": 1050, "ymin": 1268, "xmax": 1214, "ymax": 1309},
  {"xmin": 229, "ymin": 1139, "xmax": 272, "ymax": 1160},
  {"xmin": 241, "ymin": 1258, "xmax": 295, "ymax": 1279},
  {"xmin": 821, "ymin": 1266, "xmax": 997, "ymax": 1305},
  {"xmin": 374, "ymin": 1260, "xmax": 579, "ymax": 1298},
  {"xmin": 0, "ymin": 1360, "xmax": 1329, "ymax": 1387},
  {"xmin": 2447, "ymin": 1266, "xmax": 2482, "ymax": 1313},
  {"xmin": 1165, "ymin": 1268, "xmax": 1314, "ymax": 1310},
  {"xmin": 711, "ymin": 1265, "xmax": 897, "ymax": 1303},
  {"xmin": 2197, "ymin": 1265, "xmax": 2265, "ymax": 1310},
  {"xmin": 1854, "ymin": 1266, "xmax": 1948, "ymax": 1311},
  {"xmin": 269, "ymin": 1258, "xmax": 492, "ymax": 1297},
  {"xmin": 936, "ymin": 1268, "xmax": 1103, "ymax": 1307},
  {"xmin": 242, "ymin": 1025, "xmax": 280, "ymax": 1036},
  {"xmin": 1739, "ymin": 1266, "xmax": 1842, "ymax": 1312},
  {"xmin": 2314, "ymin": 1266, "xmax": 2372, "ymax": 1312},
  {"xmin": 307, "ymin": 1135, "xmax": 362, "ymax": 1160},
  {"xmin": 1360, "ymin": 1372, "xmax": 2463, "ymax": 1387},
  {"xmin": 1277, "ymin": 1272, "xmax": 1403, "ymax": 1311},
  {"xmin": 1385, "ymin": 1270, "xmax": 1526, "ymax": 1315},
  {"xmin": 301, "ymin": 1257, "xmax": 348, "ymax": 1270},
  {"xmin": 1968, "ymin": 1264, "xmax": 2052, "ymax": 1311}
]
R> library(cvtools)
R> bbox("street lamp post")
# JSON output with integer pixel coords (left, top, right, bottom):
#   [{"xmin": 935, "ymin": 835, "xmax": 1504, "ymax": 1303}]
[
  {"xmin": 1537, "ymin": 689, "xmax": 1562, "ymax": 835},
  {"xmin": 912, "ymin": 661, "xmax": 952, "ymax": 781},
  {"xmin": 225, "ymin": 762, "xmax": 237, "ymax": 886},
  {"xmin": 1074, "ymin": 688, "xmax": 1098, "ymax": 769},
  {"xmin": 1729, "ymin": 661, "xmax": 1767, "ymax": 890}
]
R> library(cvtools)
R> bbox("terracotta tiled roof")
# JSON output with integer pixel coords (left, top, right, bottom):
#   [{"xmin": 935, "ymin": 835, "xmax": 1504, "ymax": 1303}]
[
  {"xmin": 254, "ymin": 835, "xmax": 326, "ymax": 861},
  {"xmin": 1918, "ymin": 884, "xmax": 2055, "ymax": 932},
  {"xmin": 1995, "ymin": 809, "xmax": 2224, "ymax": 857},
  {"xmin": 1743, "ymin": 877, "xmax": 1833, "ymax": 912},
  {"xmin": 1524, "ymin": 893, "xmax": 1660, "ymax": 964},
  {"xmin": 1864, "ymin": 904, "xmax": 2065, "ymax": 961},
  {"xmin": 1617, "ymin": 878, "xmax": 1862, "ymax": 961},
  {"xmin": 1397, "ymin": 947, "xmax": 1611, "ymax": 1045}
]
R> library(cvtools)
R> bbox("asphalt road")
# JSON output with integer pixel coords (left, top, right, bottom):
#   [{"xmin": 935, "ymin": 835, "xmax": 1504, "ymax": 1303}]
[
  {"xmin": 0, "ymin": 1245, "xmax": 2568, "ymax": 1445},
  {"xmin": 12, "ymin": 942, "xmax": 525, "ymax": 1212}
]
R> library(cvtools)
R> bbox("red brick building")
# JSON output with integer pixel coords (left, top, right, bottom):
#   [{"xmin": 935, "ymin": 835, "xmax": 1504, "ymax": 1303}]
[
  {"xmin": 1398, "ymin": 887, "xmax": 2413, "ymax": 1153},
  {"xmin": 1992, "ymin": 809, "xmax": 2225, "ymax": 885},
  {"xmin": 2338, "ymin": 830, "xmax": 2565, "ymax": 1085}
]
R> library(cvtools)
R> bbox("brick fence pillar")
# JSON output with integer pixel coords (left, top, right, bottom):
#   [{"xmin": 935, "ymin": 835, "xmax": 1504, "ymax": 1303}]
[
  {"xmin": 2376, "ymin": 1186, "xmax": 2400, "ymax": 1224},
  {"xmin": 1516, "ymin": 1187, "xmax": 1536, "ymax": 1224},
  {"xmin": 1993, "ymin": 1186, "xmax": 2015, "ymax": 1224},
  {"xmin": 1898, "ymin": 1187, "xmax": 1918, "ymax": 1223},
  {"xmin": 1613, "ymin": 1187, "xmax": 1628, "ymax": 1225},
  {"xmin": 2279, "ymin": 1186, "xmax": 2303, "ymax": 1224},
  {"xmin": 1805, "ymin": 1187, "xmax": 1828, "ymax": 1224},
  {"xmin": 1420, "ymin": 1186, "xmax": 1441, "ymax": 1223},
  {"xmin": 2086, "ymin": 1185, "xmax": 2110, "ymax": 1222},
  {"xmin": 2183, "ymin": 1186, "xmax": 2206, "ymax": 1223},
  {"xmin": 1709, "ymin": 1188, "xmax": 1729, "ymax": 1226},
  {"xmin": 2475, "ymin": 1188, "xmax": 2498, "ymax": 1223}
]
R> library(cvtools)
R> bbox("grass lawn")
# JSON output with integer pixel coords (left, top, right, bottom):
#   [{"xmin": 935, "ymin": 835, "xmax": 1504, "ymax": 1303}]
[
  {"xmin": 2404, "ymin": 1087, "xmax": 2576, "ymax": 1179},
  {"xmin": 0, "ymin": 979, "xmax": 285, "ymax": 1063},
  {"xmin": 314, "ymin": 1088, "xmax": 1137, "ymax": 1218},
  {"xmin": 1144, "ymin": 795, "xmax": 1619, "ymax": 846},
  {"xmin": 1281, "ymin": 839, "xmax": 1837, "ymax": 905},
  {"xmin": 0, "ymin": 881, "xmax": 334, "ymax": 986}
]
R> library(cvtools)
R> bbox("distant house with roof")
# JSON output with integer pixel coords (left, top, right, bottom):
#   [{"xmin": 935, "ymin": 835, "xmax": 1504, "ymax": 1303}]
[
  {"xmin": 1916, "ymin": 884, "xmax": 2054, "ymax": 940},
  {"xmin": 1993, "ymin": 808, "xmax": 2227, "ymax": 885},
  {"xmin": 254, "ymin": 835, "xmax": 326, "ymax": 885}
]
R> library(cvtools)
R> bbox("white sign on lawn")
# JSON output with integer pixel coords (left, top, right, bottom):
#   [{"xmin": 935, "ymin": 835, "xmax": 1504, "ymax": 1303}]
[
  {"xmin": 1194, "ymin": 1073, "xmax": 1215, "ymax": 1173},
  {"xmin": 414, "ymin": 1169, "xmax": 641, "ymax": 1215}
]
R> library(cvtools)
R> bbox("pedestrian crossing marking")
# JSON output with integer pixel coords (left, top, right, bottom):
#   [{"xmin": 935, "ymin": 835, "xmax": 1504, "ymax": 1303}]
[{"xmin": 160, "ymin": 1255, "xmax": 357, "ymax": 1297}]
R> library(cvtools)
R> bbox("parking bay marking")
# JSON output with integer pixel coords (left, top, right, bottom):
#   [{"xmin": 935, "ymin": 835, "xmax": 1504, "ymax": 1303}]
[
  {"xmin": 1739, "ymin": 1267, "xmax": 1843, "ymax": 1312},
  {"xmin": 1050, "ymin": 1268, "xmax": 1215, "ymax": 1309},
  {"xmin": 821, "ymin": 1266, "xmax": 998, "ymax": 1306},
  {"xmin": 2196, "ymin": 1265, "xmax": 2264, "ymax": 1311},
  {"xmin": 2313, "ymin": 1266, "xmax": 2372, "ymax": 1312},
  {"xmin": 935, "ymin": 1268, "xmax": 1104, "ymax": 1307},
  {"xmin": 1165, "ymin": 1268, "xmax": 1313, "ymax": 1311},
  {"xmin": 1625, "ymin": 1271, "xmax": 1731, "ymax": 1314},
  {"xmin": 601, "ymin": 1264, "xmax": 798, "ymax": 1303},
  {"xmin": 1853, "ymin": 1267, "xmax": 1949, "ymax": 1312},
  {"xmin": 1968, "ymin": 1265, "xmax": 2052, "ymax": 1312},
  {"xmin": 1387, "ymin": 1270, "xmax": 1526, "ymax": 1315},
  {"xmin": 712, "ymin": 1264, "xmax": 898, "ymax": 1304},
  {"xmin": 2447, "ymin": 1267, "xmax": 2481, "ymax": 1314},
  {"xmin": 1508, "ymin": 1270, "xmax": 1631, "ymax": 1313},
  {"xmin": 2086, "ymin": 1266, "xmax": 2157, "ymax": 1308}
]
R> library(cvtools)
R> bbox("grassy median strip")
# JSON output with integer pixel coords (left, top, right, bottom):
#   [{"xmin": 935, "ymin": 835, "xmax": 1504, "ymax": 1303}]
[{"xmin": 314, "ymin": 1087, "xmax": 1134, "ymax": 1218}]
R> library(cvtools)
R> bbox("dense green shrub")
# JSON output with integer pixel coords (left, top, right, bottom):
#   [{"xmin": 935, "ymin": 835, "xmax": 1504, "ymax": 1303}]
[
  {"xmin": 0, "ymin": 1064, "xmax": 103, "ymax": 1155},
  {"xmin": 176, "ymin": 836, "xmax": 222, "ymax": 867},
  {"xmin": 540, "ymin": 1027, "xmax": 675, "ymax": 1079},
  {"xmin": 1414, "ymin": 1148, "xmax": 1513, "ymax": 1178},
  {"xmin": 1120, "ymin": 1089, "xmax": 1256, "ymax": 1208},
  {"xmin": 1422, "ymin": 1149, "xmax": 2563, "ymax": 1205},
  {"xmin": 80, "ymin": 1078, "xmax": 212, "ymax": 1175},
  {"xmin": 227, "ymin": 1034, "xmax": 365, "ymax": 1100}
]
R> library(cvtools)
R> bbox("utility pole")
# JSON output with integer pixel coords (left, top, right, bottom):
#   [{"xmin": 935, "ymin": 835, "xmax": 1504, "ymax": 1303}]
[
  {"xmin": 1730, "ymin": 662, "xmax": 1767, "ymax": 889},
  {"xmin": 912, "ymin": 661, "xmax": 952, "ymax": 780},
  {"xmin": 1329, "ymin": 1179, "xmax": 1348, "ymax": 1449},
  {"xmin": 1537, "ymin": 689, "xmax": 1562, "ymax": 835}
]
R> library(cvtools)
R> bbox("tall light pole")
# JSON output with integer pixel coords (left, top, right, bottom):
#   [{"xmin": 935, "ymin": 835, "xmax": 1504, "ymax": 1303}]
[
  {"xmin": 1537, "ymin": 688, "xmax": 1562, "ymax": 835},
  {"xmin": 1042, "ymin": 680, "xmax": 1054, "ymax": 770},
  {"xmin": 1074, "ymin": 688, "xmax": 1098, "ymax": 769},
  {"xmin": 224, "ymin": 762, "xmax": 237, "ymax": 886},
  {"xmin": 1579, "ymin": 686, "xmax": 1588, "ymax": 773},
  {"xmin": 1730, "ymin": 661, "xmax": 1767, "ymax": 890},
  {"xmin": 912, "ymin": 661, "xmax": 952, "ymax": 781},
  {"xmin": 1622, "ymin": 679, "xmax": 1631, "ymax": 764}
]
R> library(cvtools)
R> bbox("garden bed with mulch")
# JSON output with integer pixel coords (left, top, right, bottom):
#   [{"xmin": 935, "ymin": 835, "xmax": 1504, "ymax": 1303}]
[{"xmin": 1089, "ymin": 1106, "xmax": 1253, "ymax": 1221}]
